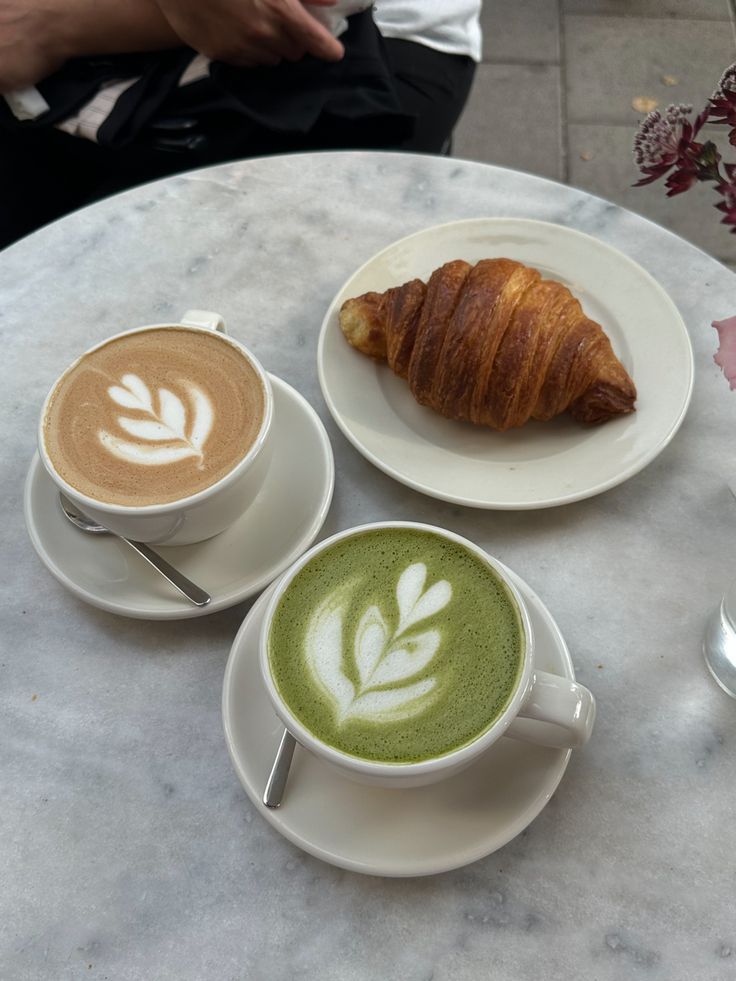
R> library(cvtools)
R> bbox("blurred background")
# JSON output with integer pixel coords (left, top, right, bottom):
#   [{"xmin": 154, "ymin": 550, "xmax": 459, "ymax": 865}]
[{"xmin": 455, "ymin": 0, "xmax": 736, "ymax": 270}]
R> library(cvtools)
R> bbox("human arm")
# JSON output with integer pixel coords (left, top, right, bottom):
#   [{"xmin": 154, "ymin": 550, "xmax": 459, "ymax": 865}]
[
  {"xmin": 0, "ymin": 0, "xmax": 180, "ymax": 93},
  {"xmin": 152, "ymin": 0, "xmax": 345, "ymax": 68}
]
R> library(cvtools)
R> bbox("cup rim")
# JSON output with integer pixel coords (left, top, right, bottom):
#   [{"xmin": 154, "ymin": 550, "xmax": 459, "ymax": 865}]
[
  {"xmin": 259, "ymin": 521, "xmax": 534, "ymax": 778},
  {"xmin": 37, "ymin": 322, "xmax": 273, "ymax": 515}
]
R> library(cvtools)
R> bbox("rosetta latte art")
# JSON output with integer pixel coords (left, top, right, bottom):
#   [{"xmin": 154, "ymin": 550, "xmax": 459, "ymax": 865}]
[
  {"xmin": 98, "ymin": 373, "xmax": 214, "ymax": 467},
  {"xmin": 305, "ymin": 562, "xmax": 452, "ymax": 725}
]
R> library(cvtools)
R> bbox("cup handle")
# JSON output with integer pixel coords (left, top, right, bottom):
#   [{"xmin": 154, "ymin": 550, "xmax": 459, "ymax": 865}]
[
  {"xmin": 180, "ymin": 310, "xmax": 226, "ymax": 333},
  {"xmin": 504, "ymin": 670, "xmax": 596, "ymax": 749}
]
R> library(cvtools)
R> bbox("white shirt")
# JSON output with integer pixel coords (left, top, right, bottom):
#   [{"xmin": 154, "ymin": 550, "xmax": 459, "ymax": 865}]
[{"xmin": 373, "ymin": 0, "xmax": 483, "ymax": 62}]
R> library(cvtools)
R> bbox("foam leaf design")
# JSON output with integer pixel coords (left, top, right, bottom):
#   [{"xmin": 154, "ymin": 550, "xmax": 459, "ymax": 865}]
[
  {"xmin": 355, "ymin": 606, "xmax": 390, "ymax": 688},
  {"xmin": 108, "ymin": 374, "xmax": 154, "ymax": 412},
  {"xmin": 366, "ymin": 629, "xmax": 440, "ymax": 688},
  {"xmin": 100, "ymin": 374, "xmax": 213, "ymax": 467},
  {"xmin": 98, "ymin": 433, "xmax": 200, "ymax": 464},
  {"xmin": 108, "ymin": 385, "xmax": 148, "ymax": 412},
  {"xmin": 396, "ymin": 562, "xmax": 426, "ymax": 630},
  {"xmin": 340, "ymin": 678, "xmax": 437, "ymax": 724},
  {"xmin": 122, "ymin": 373, "xmax": 153, "ymax": 408},
  {"xmin": 189, "ymin": 386, "xmax": 214, "ymax": 452},
  {"xmin": 158, "ymin": 388, "xmax": 187, "ymax": 439},
  {"xmin": 302, "ymin": 563, "xmax": 452, "ymax": 727},
  {"xmin": 117, "ymin": 419, "xmax": 179, "ymax": 442},
  {"xmin": 305, "ymin": 583, "xmax": 357, "ymax": 721},
  {"xmin": 396, "ymin": 563, "xmax": 452, "ymax": 636}
]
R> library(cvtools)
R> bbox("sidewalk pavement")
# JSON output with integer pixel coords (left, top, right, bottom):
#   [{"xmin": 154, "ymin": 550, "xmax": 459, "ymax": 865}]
[{"xmin": 454, "ymin": 0, "xmax": 736, "ymax": 270}]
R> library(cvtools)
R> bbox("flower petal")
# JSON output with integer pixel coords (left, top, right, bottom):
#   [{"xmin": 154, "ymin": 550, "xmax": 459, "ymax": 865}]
[{"xmin": 713, "ymin": 316, "xmax": 736, "ymax": 390}]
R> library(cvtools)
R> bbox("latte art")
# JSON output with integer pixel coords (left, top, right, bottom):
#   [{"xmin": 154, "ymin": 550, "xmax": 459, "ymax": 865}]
[
  {"xmin": 43, "ymin": 327, "xmax": 265, "ymax": 507},
  {"xmin": 305, "ymin": 563, "xmax": 452, "ymax": 726},
  {"xmin": 268, "ymin": 528, "xmax": 524, "ymax": 764},
  {"xmin": 100, "ymin": 373, "xmax": 213, "ymax": 467}
]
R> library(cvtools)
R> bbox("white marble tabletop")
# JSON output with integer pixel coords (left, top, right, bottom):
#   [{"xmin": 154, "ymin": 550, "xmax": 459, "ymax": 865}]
[{"xmin": 2, "ymin": 151, "xmax": 736, "ymax": 980}]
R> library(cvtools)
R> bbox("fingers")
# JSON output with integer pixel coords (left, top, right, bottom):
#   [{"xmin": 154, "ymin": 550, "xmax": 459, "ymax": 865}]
[
  {"xmin": 222, "ymin": 27, "xmax": 305, "ymax": 66},
  {"xmin": 228, "ymin": 5, "xmax": 343, "ymax": 67},
  {"xmin": 282, "ymin": 0, "xmax": 344, "ymax": 61},
  {"xmin": 269, "ymin": 25, "xmax": 306, "ymax": 62},
  {"xmin": 163, "ymin": 0, "xmax": 346, "ymax": 68}
]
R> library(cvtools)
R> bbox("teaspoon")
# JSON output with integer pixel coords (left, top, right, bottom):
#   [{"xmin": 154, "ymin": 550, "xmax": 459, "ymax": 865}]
[
  {"xmin": 59, "ymin": 493, "xmax": 211, "ymax": 607},
  {"xmin": 263, "ymin": 730, "xmax": 297, "ymax": 808}
]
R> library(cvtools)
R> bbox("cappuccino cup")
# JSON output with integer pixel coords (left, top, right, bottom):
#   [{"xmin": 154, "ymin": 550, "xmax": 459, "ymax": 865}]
[
  {"xmin": 38, "ymin": 310, "xmax": 273, "ymax": 546},
  {"xmin": 260, "ymin": 522, "xmax": 595, "ymax": 789}
]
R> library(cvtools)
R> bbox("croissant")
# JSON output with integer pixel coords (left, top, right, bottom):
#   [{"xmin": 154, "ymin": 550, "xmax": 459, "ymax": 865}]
[{"xmin": 339, "ymin": 258, "xmax": 636, "ymax": 431}]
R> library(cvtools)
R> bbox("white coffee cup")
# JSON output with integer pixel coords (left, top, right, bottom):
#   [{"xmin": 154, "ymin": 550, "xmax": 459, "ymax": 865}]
[
  {"xmin": 38, "ymin": 310, "xmax": 273, "ymax": 546},
  {"xmin": 260, "ymin": 522, "xmax": 596, "ymax": 789}
]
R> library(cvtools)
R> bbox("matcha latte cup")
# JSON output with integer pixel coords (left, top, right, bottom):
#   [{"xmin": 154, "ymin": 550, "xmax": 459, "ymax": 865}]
[
  {"xmin": 259, "ymin": 522, "xmax": 596, "ymax": 789},
  {"xmin": 38, "ymin": 310, "xmax": 273, "ymax": 546}
]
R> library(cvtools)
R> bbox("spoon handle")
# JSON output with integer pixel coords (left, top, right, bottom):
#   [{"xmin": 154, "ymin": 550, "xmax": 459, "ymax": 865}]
[
  {"xmin": 264, "ymin": 730, "xmax": 297, "ymax": 808},
  {"xmin": 125, "ymin": 539, "xmax": 212, "ymax": 607}
]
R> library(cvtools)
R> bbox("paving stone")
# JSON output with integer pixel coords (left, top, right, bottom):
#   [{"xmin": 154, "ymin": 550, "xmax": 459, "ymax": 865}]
[
  {"xmin": 563, "ymin": 0, "xmax": 731, "ymax": 18},
  {"xmin": 568, "ymin": 122, "xmax": 736, "ymax": 261},
  {"xmin": 453, "ymin": 64, "xmax": 563, "ymax": 181},
  {"xmin": 480, "ymin": 0, "xmax": 560, "ymax": 64},
  {"xmin": 565, "ymin": 15, "xmax": 736, "ymax": 124}
]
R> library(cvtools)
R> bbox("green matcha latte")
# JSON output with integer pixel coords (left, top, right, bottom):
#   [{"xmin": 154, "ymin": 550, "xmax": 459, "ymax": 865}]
[{"xmin": 267, "ymin": 528, "xmax": 525, "ymax": 764}]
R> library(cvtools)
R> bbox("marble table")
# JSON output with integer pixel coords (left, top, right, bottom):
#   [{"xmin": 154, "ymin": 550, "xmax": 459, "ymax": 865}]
[{"xmin": 3, "ymin": 151, "xmax": 736, "ymax": 980}]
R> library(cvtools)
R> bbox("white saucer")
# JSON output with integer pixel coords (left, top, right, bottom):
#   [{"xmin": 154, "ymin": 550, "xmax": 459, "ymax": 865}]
[
  {"xmin": 222, "ymin": 563, "xmax": 574, "ymax": 877},
  {"xmin": 318, "ymin": 218, "xmax": 694, "ymax": 509},
  {"xmin": 24, "ymin": 375, "xmax": 334, "ymax": 620}
]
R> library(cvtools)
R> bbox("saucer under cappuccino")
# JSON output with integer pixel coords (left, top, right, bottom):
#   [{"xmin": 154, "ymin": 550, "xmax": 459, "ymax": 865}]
[
  {"xmin": 43, "ymin": 327, "xmax": 265, "ymax": 507},
  {"xmin": 267, "ymin": 527, "xmax": 524, "ymax": 764}
]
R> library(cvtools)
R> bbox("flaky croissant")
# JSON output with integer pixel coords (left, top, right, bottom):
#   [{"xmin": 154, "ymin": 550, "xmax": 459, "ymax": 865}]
[{"xmin": 339, "ymin": 258, "xmax": 636, "ymax": 431}]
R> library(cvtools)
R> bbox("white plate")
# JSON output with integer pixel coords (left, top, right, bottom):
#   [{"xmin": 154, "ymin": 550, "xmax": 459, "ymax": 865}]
[
  {"xmin": 222, "ymin": 563, "xmax": 573, "ymax": 877},
  {"xmin": 318, "ymin": 218, "xmax": 694, "ymax": 509},
  {"xmin": 23, "ymin": 375, "xmax": 334, "ymax": 620}
]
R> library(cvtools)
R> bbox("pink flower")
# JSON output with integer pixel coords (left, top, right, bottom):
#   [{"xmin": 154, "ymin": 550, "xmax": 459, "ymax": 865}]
[
  {"xmin": 713, "ymin": 316, "xmax": 736, "ymax": 388},
  {"xmin": 633, "ymin": 105, "xmax": 694, "ymax": 182},
  {"xmin": 664, "ymin": 164, "xmax": 700, "ymax": 196},
  {"xmin": 633, "ymin": 104, "xmax": 721, "ymax": 195}
]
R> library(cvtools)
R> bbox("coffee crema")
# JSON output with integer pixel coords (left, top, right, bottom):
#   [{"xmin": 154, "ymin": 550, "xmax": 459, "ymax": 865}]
[
  {"xmin": 43, "ymin": 327, "xmax": 265, "ymax": 507},
  {"xmin": 268, "ymin": 528, "xmax": 524, "ymax": 764}
]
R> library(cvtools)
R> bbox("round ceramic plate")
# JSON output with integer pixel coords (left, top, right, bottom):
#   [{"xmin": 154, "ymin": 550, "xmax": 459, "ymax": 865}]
[
  {"xmin": 24, "ymin": 375, "xmax": 334, "ymax": 619},
  {"xmin": 318, "ymin": 218, "xmax": 694, "ymax": 509},
  {"xmin": 222, "ymin": 563, "xmax": 573, "ymax": 878}
]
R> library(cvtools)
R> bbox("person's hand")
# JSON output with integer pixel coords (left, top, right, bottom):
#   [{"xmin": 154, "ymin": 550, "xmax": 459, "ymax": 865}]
[
  {"xmin": 0, "ymin": 1, "xmax": 68, "ymax": 92},
  {"xmin": 153, "ymin": 0, "xmax": 345, "ymax": 67}
]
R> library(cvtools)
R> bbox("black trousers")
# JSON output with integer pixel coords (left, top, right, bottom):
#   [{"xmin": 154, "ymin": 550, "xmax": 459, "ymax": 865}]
[{"xmin": 0, "ymin": 39, "xmax": 475, "ymax": 250}]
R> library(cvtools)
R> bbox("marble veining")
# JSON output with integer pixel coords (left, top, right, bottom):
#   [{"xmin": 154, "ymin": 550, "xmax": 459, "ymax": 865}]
[{"xmin": 2, "ymin": 151, "xmax": 736, "ymax": 980}]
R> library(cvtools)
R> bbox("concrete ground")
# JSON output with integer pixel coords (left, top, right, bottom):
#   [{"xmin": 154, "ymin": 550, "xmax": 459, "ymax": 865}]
[{"xmin": 454, "ymin": 0, "xmax": 736, "ymax": 269}]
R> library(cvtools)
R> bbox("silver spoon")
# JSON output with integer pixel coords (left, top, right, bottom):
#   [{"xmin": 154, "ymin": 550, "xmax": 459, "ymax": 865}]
[
  {"xmin": 59, "ymin": 493, "xmax": 211, "ymax": 607},
  {"xmin": 263, "ymin": 730, "xmax": 297, "ymax": 808}
]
